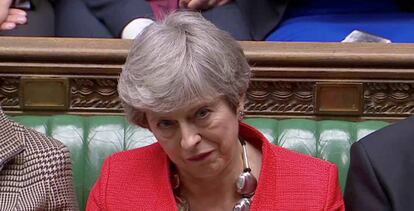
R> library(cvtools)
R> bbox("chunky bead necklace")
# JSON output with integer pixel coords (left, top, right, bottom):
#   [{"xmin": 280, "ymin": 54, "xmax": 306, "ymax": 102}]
[{"xmin": 172, "ymin": 138, "xmax": 257, "ymax": 211}]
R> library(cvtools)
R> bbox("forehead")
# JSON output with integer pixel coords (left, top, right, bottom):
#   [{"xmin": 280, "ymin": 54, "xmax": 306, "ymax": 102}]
[{"xmin": 146, "ymin": 97, "xmax": 224, "ymax": 119}]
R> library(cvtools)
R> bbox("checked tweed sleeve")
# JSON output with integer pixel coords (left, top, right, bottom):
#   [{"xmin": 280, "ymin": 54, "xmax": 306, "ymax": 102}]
[
  {"xmin": 43, "ymin": 143, "xmax": 78, "ymax": 210},
  {"xmin": 16, "ymin": 126, "xmax": 78, "ymax": 210}
]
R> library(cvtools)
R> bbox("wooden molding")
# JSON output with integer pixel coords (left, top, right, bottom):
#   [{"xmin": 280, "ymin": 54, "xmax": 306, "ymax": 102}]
[{"xmin": 1, "ymin": 37, "xmax": 414, "ymax": 120}]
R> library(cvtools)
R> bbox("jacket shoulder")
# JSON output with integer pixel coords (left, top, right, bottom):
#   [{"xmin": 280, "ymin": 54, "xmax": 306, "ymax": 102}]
[
  {"xmin": 14, "ymin": 122, "xmax": 69, "ymax": 154},
  {"xmin": 89, "ymin": 143, "xmax": 172, "ymax": 210},
  {"xmin": 103, "ymin": 143, "xmax": 167, "ymax": 175},
  {"xmin": 256, "ymin": 144, "xmax": 343, "ymax": 210},
  {"xmin": 270, "ymin": 144, "xmax": 335, "ymax": 172},
  {"xmin": 352, "ymin": 116, "xmax": 414, "ymax": 179},
  {"xmin": 18, "ymin": 122, "xmax": 72, "ymax": 170},
  {"xmin": 358, "ymin": 116, "xmax": 414, "ymax": 147},
  {"xmin": 109, "ymin": 143, "xmax": 164, "ymax": 162}
]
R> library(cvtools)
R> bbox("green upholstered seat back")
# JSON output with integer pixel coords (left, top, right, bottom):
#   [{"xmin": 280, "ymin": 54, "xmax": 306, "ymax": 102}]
[
  {"xmin": 12, "ymin": 115, "xmax": 155, "ymax": 210},
  {"xmin": 244, "ymin": 118, "xmax": 389, "ymax": 192},
  {"xmin": 12, "ymin": 115, "xmax": 389, "ymax": 210}
]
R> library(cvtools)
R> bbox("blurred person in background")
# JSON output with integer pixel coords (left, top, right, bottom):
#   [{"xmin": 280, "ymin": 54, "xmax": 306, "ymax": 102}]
[
  {"xmin": 57, "ymin": 0, "xmax": 284, "ymax": 40},
  {"xmin": 0, "ymin": 0, "xmax": 27, "ymax": 31},
  {"xmin": 78, "ymin": 0, "xmax": 251, "ymax": 40},
  {"xmin": 0, "ymin": 0, "xmax": 54, "ymax": 36}
]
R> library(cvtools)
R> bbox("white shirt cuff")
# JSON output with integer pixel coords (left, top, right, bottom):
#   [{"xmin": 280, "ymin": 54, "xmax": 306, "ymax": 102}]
[{"xmin": 121, "ymin": 18, "xmax": 154, "ymax": 39}]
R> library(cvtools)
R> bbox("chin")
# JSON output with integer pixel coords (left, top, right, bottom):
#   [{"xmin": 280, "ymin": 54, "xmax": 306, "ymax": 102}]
[{"xmin": 186, "ymin": 162, "xmax": 225, "ymax": 179}]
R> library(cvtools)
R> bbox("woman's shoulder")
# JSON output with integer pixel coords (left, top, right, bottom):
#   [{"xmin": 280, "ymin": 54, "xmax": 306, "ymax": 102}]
[
  {"xmin": 109, "ymin": 142, "xmax": 165, "ymax": 163},
  {"xmin": 88, "ymin": 143, "xmax": 174, "ymax": 209},
  {"xmin": 97, "ymin": 142, "xmax": 170, "ymax": 187},
  {"xmin": 265, "ymin": 143, "xmax": 336, "ymax": 174},
  {"xmin": 256, "ymin": 144, "xmax": 343, "ymax": 210}
]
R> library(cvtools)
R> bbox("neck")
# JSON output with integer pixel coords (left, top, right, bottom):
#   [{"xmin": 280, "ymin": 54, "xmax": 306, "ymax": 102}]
[{"xmin": 181, "ymin": 175, "xmax": 240, "ymax": 210}]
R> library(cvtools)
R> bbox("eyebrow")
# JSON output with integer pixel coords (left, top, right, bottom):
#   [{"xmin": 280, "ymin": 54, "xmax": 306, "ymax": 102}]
[
  {"xmin": 189, "ymin": 99, "xmax": 219, "ymax": 112},
  {"xmin": 152, "ymin": 100, "xmax": 219, "ymax": 120}
]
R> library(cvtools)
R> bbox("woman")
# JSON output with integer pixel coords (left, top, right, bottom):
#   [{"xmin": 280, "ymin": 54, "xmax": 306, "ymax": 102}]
[{"xmin": 86, "ymin": 11, "xmax": 344, "ymax": 210}]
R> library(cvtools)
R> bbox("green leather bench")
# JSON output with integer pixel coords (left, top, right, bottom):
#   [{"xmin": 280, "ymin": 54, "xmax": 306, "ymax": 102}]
[{"xmin": 11, "ymin": 115, "xmax": 389, "ymax": 210}]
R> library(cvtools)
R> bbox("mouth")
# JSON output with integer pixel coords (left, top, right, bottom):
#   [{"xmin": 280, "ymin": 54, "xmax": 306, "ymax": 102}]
[{"xmin": 187, "ymin": 151, "xmax": 213, "ymax": 162}]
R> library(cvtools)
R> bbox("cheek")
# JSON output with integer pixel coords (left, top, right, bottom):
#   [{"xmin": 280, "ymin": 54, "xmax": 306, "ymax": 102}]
[
  {"xmin": 205, "ymin": 116, "xmax": 239, "ymax": 149},
  {"xmin": 156, "ymin": 138, "xmax": 180, "ymax": 159},
  {"xmin": 153, "ymin": 128, "xmax": 176, "ymax": 140},
  {"xmin": 150, "ymin": 127, "xmax": 179, "ymax": 156}
]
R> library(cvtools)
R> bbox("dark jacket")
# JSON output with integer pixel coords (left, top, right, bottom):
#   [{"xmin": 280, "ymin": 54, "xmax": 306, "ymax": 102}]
[
  {"xmin": 80, "ymin": 0, "xmax": 290, "ymax": 40},
  {"xmin": 345, "ymin": 116, "xmax": 414, "ymax": 211},
  {"xmin": 237, "ymin": 0, "xmax": 289, "ymax": 40}
]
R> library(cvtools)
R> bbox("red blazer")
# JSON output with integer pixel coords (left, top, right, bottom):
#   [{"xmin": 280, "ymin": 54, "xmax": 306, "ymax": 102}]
[{"xmin": 87, "ymin": 122, "xmax": 344, "ymax": 210}]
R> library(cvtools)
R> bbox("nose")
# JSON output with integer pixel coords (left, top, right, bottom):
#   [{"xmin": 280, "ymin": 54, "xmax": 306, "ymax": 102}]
[{"xmin": 180, "ymin": 122, "xmax": 201, "ymax": 150}]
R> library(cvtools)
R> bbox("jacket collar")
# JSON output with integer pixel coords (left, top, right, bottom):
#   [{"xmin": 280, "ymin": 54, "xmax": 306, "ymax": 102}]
[
  {"xmin": 238, "ymin": 122, "xmax": 276, "ymax": 211},
  {"xmin": 0, "ymin": 109, "xmax": 24, "ymax": 171}
]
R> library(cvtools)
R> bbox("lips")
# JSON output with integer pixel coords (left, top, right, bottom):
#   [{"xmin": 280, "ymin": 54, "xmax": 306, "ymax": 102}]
[{"xmin": 187, "ymin": 151, "xmax": 213, "ymax": 162}]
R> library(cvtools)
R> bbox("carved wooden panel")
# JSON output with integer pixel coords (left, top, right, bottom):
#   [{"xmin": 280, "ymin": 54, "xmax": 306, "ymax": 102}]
[
  {"xmin": 245, "ymin": 81, "xmax": 314, "ymax": 115},
  {"xmin": 315, "ymin": 83, "xmax": 363, "ymax": 115},
  {"xmin": 364, "ymin": 82, "xmax": 414, "ymax": 115},
  {"xmin": 20, "ymin": 77, "xmax": 69, "ymax": 110},
  {"xmin": 1, "ymin": 37, "xmax": 414, "ymax": 120},
  {"xmin": 0, "ymin": 76, "xmax": 19, "ymax": 108},
  {"xmin": 70, "ymin": 78, "xmax": 121, "ymax": 111}
]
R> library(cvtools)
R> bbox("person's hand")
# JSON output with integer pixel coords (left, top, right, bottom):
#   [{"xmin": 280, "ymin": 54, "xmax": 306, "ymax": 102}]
[
  {"xmin": 0, "ymin": 0, "xmax": 27, "ymax": 31},
  {"xmin": 179, "ymin": 0, "xmax": 233, "ymax": 10}
]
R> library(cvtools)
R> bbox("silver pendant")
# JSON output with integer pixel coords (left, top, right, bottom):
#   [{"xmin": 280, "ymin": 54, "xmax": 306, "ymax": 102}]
[
  {"xmin": 234, "ymin": 198, "xmax": 251, "ymax": 211},
  {"xmin": 236, "ymin": 172, "xmax": 257, "ymax": 197}
]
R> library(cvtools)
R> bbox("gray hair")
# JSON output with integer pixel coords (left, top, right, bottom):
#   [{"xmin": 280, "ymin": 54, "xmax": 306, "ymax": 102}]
[{"xmin": 118, "ymin": 11, "xmax": 251, "ymax": 127}]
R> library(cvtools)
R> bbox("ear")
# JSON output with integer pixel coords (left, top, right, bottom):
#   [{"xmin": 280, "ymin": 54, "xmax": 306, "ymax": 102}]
[
  {"xmin": 132, "ymin": 113, "xmax": 150, "ymax": 130},
  {"xmin": 238, "ymin": 94, "xmax": 246, "ymax": 113},
  {"xmin": 140, "ymin": 114, "xmax": 151, "ymax": 130}
]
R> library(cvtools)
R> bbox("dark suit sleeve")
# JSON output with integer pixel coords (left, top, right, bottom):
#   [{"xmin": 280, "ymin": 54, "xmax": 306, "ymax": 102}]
[
  {"xmin": 236, "ymin": 0, "xmax": 289, "ymax": 40},
  {"xmin": 81, "ymin": 0, "xmax": 153, "ymax": 37},
  {"xmin": 344, "ymin": 142, "xmax": 392, "ymax": 211}
]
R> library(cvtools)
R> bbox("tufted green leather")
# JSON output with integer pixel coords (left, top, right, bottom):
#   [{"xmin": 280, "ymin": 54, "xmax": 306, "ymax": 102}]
[
  {"xmin": 244, "ymin": 118, "xmax": 389, "ymax": 193},
  {"xmin": 11, "ymin": 115, "xmax": 388, "ymax": 210}
]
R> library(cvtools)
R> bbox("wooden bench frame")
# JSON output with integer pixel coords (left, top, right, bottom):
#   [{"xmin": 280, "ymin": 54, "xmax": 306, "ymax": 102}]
[{"xmin": 1, "ymin": 37, "xmax": 414, "ymax": 121}]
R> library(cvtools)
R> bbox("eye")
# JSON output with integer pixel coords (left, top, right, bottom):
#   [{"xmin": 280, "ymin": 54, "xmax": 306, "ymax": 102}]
[
  {"xmin": 195, "ymin": 107, "xmax": 210, "ymax": 119},
  {"xmin": 158, "ymin": 120, "xmax": 175, "ymax": 129}
]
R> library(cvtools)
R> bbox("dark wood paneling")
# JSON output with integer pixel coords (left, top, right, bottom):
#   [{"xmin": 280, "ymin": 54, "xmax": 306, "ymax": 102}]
[{"xmin": 1, "ymin": 37, "xmax": 414, "ymax": 120}]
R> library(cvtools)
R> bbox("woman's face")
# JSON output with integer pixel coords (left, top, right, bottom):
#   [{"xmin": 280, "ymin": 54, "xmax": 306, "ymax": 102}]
[{"xmin": 146, "ymin": 97, "xmax": 243, "ymax": 179}]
